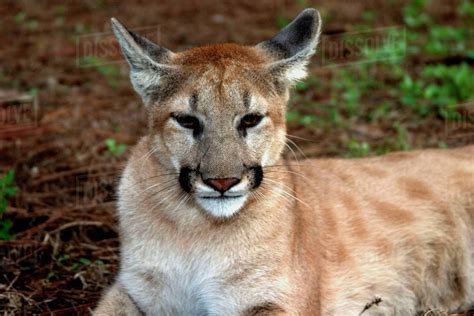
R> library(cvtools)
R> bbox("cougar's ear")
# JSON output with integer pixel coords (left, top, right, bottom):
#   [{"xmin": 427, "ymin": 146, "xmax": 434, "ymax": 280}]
[
  {"xmin": 257, "ymin": 8, "xmax": 322, "ymax": 86},
  {"xmin": 111, "ymin": 18, "xmax": 176, "ymax": 104}
]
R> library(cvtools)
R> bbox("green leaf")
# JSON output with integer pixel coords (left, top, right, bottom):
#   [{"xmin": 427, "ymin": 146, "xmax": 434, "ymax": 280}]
[
  {"xmin": 276, "ymin": 15, "xmax": 290, "ymax": 29},
  {"xmin": 286, "ymin": 111, "xmax": 299, "ymax": 122},
  {"xmin": 0, "ymin": 219, "xmax": 13, "ymax": 240},
  {"xmin": 58, "ymin": 254, "xmax": 70, "ymax": 263},
  {"xmin": 0, "ymin": 199, "xmax": 7, "ymax": 213},
  {"xmin": 2, "ymin": 170, "xmax": 15, "ymax": 187},
  {"xmin": 14, "ymin": 12, "xmax": 27, "ymax": 23},
  {"xmin": 26, "ymin": 20, "xmax": 39, "ymax": 30},
  {"xmin": 295, "ymin": 81, "xmax": 308, "ymax": 91},
  {"xmin": 296, "ymin": 0, "xmax": 307, "ymax": 7},
  {"xmin": 55, "ymin": 4, "xmax": 66, "ymax": 16},
  {"xmin": 79, "ymin": 257, "xmax": 92, "ymax": 265},
  {"xmin": 105, "ymin": 138, "xmax": 116, "ymax": 149},
  {"xmin": 299, "ymin": 115, "xmax": 316, "ymax": 126},
  {"xmin": 346, "ymin": 140, "xmax": 371, "ymax": 158},
  {"xmin": 4, "ymin": 187, "xmax": 17, "ymax": 197},
  {"xmin": 115, "ymin": 144, "xmax": 127, "ymax": 156},
  {"xmin": 459, "ymin": 0, "xmax": 474, "ymax": 17}
]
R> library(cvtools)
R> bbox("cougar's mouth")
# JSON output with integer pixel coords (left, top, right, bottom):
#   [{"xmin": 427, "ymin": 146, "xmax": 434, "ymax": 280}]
[
  {"xmin": 195, "ymin": 193, "xmax": 249, "ymax": 218},
  {"xmin": 200, "ymin": 195, "xmax": 244, "ymax": 200},
  {"xmin": 177, "ymin": 165, "xmax": 262, "ymax": 218}
]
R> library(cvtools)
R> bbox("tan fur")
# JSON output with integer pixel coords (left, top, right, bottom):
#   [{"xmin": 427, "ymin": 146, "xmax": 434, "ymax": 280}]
[{"xmin": 97, "ymin": 12, "xmax": 474, "ymax": 315}]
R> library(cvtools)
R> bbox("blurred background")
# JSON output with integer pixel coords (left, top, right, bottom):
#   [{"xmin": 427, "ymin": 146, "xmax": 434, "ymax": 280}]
[{"xmin": 0, "ymin": 0, "xmax": 473, "ymax": 313}]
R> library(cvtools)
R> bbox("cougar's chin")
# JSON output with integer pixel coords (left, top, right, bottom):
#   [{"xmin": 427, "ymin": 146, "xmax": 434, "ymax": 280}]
[{"xmin": 196, "ymin": 194, "xmax": 248, "ymax": 218}]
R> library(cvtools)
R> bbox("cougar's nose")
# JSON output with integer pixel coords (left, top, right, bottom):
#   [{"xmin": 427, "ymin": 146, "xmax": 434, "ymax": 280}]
[{"xmin": 203, "ymin": 177, "xmax": 240, "ymax": 193}]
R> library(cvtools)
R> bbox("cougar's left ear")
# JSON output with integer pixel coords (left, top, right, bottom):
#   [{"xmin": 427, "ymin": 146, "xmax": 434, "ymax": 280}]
[
  {"xmin": 111, "ymin": 18, "xmax": 177, "ymax": 105},
  {"xmin": 257, "ymin": 8, "xmax": 322, "ymax": 86}
]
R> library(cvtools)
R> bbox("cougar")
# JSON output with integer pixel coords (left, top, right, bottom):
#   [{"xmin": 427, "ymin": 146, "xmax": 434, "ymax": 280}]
[{"xmin": 95, "ymin": 8, "xmax": 474, "ymax": 315}]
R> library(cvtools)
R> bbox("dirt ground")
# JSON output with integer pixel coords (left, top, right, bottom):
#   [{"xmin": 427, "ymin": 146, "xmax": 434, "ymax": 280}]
[{"xmin": 0, "ymin": 0, "xmax": 473, "ymax": 314}]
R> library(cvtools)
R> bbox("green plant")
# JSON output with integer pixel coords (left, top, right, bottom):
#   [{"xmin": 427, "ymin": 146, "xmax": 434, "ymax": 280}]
[
  {"xmin": 29, "ymin": 87, "xmax": 39, "ymax": 97},
  {"xmin": 72, "ymin": 257, "xmax": 92, "ymax": 271},
  {"xmin": 362, "ymin": 10, "xmax": 376, "ymax": 23},
  {"xmin": 295, "ymin": 81, "xmax": 308, "ymax": 92},
  {"xmin": 425, "ymin": 26, "xmax": 471, "ymax": 57},
  {"xmin": 285, "ymin": 111, "xmax": 318, "ymax": 126},
  {"xmin": 105, "ymin": 138, "xmax": 127, "ymax": 156},
  {"xmin": 368, "ymin": 103, "xmax": 392, "ymax": 123},
  {"xmin": 459, "ymin": 0, "xmax": 474, "ymax": 18},
  {"xmin": 79, "ymin": 56, "xmax": 120, "ymax": 89},
  {"xmin": 54, "ymin": 4, "xmax": 66, "ymax": 16},
  {"xmin": 74, "ymin": 22, "xmax": 95, "ymax": 34},
  {"xmin": 361, "ymin": 27, "xmax": 407, "ymax": 63},
  {"xmin": 392, "ymin": 122, "xmax": 411, "ymax": 151},
  {"xmin": 294, "ymin": 74, "xmax": 321, "ymax": 92},
  {"xmin": 400, "ymin": 63, "xmax": 474, "ymax": 120},
  {"xmin": 331, "ymin": 70, "xmax": 365, "ymax": 117},
  {"xmin": 0, "ymin": 170, "xmax": 18, "ymax": 240},
  {"xmin": 403, "ymin": 0, "xmax": 431, "ymax": 28},
  {"xmin": 423, "ymin": 63, "xmax": 473, "ymax": 101},
  {"xmin": 14, "ymin": 12, "xmax": 39, "ymax": 30},
  {"xmin": 71, "ymin": 257, "xmax": 105, "ymax": 273},
  {"xmin": 346, "ymin": 140, "xmax": 371, "ymax": 158},
  {"xmin": 276, "ymin": 15, "xmax": 290, "ymax": 29},
  {"xmin": 400, "ymin": 74, "xmax": 427, "ymax": 115},
  {"xmin": 437, "ymin": 141, "xmax": 448, "ymax": 149}
]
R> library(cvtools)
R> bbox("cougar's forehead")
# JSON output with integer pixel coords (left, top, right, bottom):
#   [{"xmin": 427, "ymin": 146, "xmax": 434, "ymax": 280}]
[
  {"xmin": 168, "ymin": 44, "xmax": 279, "ymax": 111},
  {"xmin": 173, "ymin": 43, "xmax": 266, "ymax": 66}
]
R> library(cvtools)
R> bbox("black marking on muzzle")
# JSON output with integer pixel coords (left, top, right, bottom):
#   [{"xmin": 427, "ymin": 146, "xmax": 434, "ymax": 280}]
[
  {"xmin": 249, "ymin": 165, "xmax": 263, "ymax": 190},
  {"xmin": 179, "ymin": 167, "xmax": 194, "ymax": 193}
]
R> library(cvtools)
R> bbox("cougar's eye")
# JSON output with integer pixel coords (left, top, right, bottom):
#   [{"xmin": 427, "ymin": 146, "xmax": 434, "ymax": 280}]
[
  {"xmin": 240, "ymin": 113, "xmax": 263, "ymax": 129},
  {"xmin": 173, "ymin": 114, "xmax": 201, "ymax": 130}
]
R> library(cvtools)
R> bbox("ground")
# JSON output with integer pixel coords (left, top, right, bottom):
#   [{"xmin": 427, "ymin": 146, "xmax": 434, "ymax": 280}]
[{"xmin": 0, "ymin": 0, "xmax": 473, "ymax": 314}]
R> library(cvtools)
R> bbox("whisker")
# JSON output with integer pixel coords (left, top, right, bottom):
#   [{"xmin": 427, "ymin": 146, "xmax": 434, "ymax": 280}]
[
  {"xmin": 142, "ymin": 178, "xmax": 177, "ymax": 193},
  {"xmin": 263, "ymin": 162, "xmax": 309, "ymax": 169},
  {"xmin": 264, "ymin": 170, "xmax": 312, "ymax": 183},
  {"xmin": 138, "ymin": 143, "xmax": 161, "ymax": 166},
  {"xmin": 286, "ymin": 137, "xmax": 307, "ymax": 160},
  {"xmin": 251, "ymin": 189, "xmax": 267, "ymax": 206},
  {"xmin": 286, "ymin": 134, "xmax": 317, "ymax": 143},
  {"xmin": 138, "ymin": 182, "xmax": 179, "ymax": 205},
  {"xmin": 261, "ymin": 182, "xmax": 305, "ymax": 209},
  {"xmin": 259, "ymin": 182, "xmax": 293, "ymax": 206},
  {"xmin": 262, "ymin": 178, "xmax": 311, "ymax": 210},
  {"xmin": 126, "ymin": 173, "xmax": 179, "ymax": 190},
  {"xmin": 263, "ymin": 177, "xmax": 295, "ymax": 194},
  {"xmin": 149, "ymin": 189, "xmax": 181, "ymax": 213},
  {"xmin": 281, "ymin": 140, "xmax": 299, "ymax": 162},
  {"xmin": 250, "ymin": 191, "xmax": 261, "ymax": 205},
  {"xmin": 168, "ymin": 192, "xmax": 190, "ymax": 214}
]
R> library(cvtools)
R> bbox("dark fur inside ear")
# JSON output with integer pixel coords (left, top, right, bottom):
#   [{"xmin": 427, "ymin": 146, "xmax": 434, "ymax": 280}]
[
  {"xmin": 111, "ymin": 18, "xmax": 172, "ymax": 69},
  {"xmin": 111, "ymin": 18, "xmax": 176, "ymax": 104},
  {"xmin": 264, "ymin": 9, "xmax": 319, "ymax": 59},
  {"xmin": 128, "ymin": 32, "xmax": 169, "ymax": 67},
  {"xmin": 257, "ymin": 9, "xmax": 322, "ymax": 85}
]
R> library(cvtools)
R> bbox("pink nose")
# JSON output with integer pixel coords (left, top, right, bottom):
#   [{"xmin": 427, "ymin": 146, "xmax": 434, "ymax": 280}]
[{"xmin": 204, "ymin": 178, "xmax": 240, "ymax": 193}]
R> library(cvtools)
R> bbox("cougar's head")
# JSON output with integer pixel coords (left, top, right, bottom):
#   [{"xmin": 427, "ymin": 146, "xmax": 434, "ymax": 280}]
[{"xmin": 112, "ymin": 9, "xmax": 321, "ymax": 218}]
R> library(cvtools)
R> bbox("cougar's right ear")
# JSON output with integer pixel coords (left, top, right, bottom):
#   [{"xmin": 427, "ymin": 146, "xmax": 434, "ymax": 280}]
[{"xmin": 111, "ymin": 18, "xmax": 176, "ymax": 105}]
